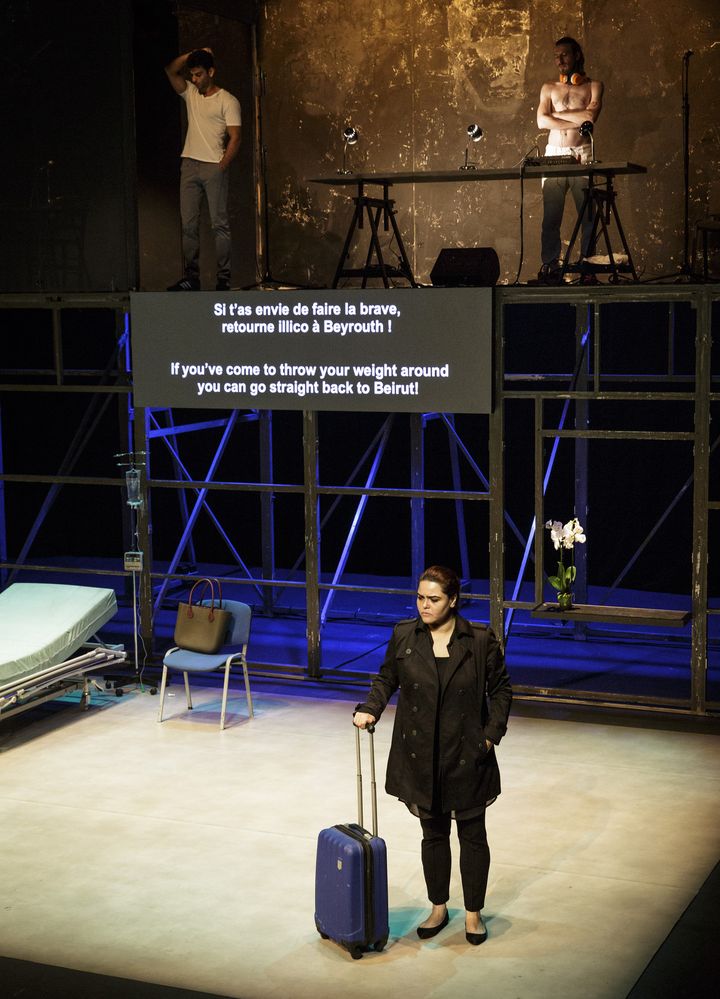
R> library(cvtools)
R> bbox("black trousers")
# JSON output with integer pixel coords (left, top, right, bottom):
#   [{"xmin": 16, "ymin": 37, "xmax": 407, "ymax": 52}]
[{"xmin": 419, "ymin": 810, "xmax": 490, "ymax": 911}]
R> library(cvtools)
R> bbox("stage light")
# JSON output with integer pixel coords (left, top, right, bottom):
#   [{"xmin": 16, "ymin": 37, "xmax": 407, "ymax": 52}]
[
  {"xmin": 460, "ymin": 123, "xmax": 484, "ymax": 170},
  {"xmin": 579, "ymin": 120, "xmax": 595, "ymax": 162},
  {"xmin": 338, "ymin": 125, "xmax": 359, "ymax": 174}
]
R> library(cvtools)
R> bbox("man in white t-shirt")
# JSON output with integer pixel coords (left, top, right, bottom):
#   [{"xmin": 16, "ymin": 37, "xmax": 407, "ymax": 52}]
[{"xmin": 165, "ymin": 48, "xmax": 241, "ymax": 290}]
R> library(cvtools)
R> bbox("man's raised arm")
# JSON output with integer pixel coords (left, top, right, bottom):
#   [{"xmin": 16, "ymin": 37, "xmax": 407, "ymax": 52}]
[{"xmin": 165, "ymin": 52, "xmax": 190, "ymax": 94}]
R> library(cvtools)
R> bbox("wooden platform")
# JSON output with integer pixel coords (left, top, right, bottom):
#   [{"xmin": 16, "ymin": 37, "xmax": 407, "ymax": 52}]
[{"xmin": 531, "ymin": 603, "xmax": 692, "ymax": 628}]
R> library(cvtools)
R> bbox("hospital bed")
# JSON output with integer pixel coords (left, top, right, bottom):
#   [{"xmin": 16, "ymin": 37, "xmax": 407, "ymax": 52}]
[{"xmin": 0, "ymin": 583, "xmax": 127, "ymax": 721}]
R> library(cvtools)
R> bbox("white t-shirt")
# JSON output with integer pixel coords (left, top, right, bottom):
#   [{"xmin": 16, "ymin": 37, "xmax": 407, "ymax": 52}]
[{"xmin": 180, "ymin": 82, "xmax": 241, "ymax": 163}]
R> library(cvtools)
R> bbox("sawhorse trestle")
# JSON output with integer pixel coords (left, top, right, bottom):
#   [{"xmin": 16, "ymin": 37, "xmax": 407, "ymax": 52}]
[{"xmin": 332, "ymin": 181, "xmax": 417, "ymax": 288}]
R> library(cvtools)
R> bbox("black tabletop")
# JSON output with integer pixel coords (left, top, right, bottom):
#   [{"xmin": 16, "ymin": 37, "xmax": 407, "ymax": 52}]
[{"xmin": 309, "ymin": 162, "xmax": 647, "ymax": 186}]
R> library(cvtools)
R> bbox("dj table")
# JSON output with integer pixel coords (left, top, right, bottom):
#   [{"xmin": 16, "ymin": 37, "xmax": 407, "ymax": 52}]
[{"xmin": 310, "ymin": 162, "xmax": 647, "ymax": 286}]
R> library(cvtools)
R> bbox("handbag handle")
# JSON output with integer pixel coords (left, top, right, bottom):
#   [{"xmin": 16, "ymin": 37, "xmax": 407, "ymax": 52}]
[{"xmin": 184, "ymin": 577, "xmax": 223, "ymax": 621}]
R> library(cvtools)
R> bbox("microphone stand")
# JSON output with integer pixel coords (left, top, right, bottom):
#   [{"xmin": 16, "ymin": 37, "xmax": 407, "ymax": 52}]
[
  {"xmin": 681, "ymin": 50, "xmax": 692, "ymax": 277},
  {"xmin": 514, "ymin": 140, "xmax": 541, "ymax": 284}
]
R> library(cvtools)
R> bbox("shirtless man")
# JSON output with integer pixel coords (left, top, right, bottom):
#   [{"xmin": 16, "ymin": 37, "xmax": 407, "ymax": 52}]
[{"xmin": 536, "ymin": 37, "xmax": 603, "ymax": 284}]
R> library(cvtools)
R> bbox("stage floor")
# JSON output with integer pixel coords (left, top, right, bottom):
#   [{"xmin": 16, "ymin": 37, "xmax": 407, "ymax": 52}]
[{"xmin": 0, "ymin": 685, "xmax": 718, "ymax": 998}]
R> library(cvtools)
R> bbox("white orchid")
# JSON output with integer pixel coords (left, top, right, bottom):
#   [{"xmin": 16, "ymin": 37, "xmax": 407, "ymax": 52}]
[
  {"xmin": 564, "ymin": 518, "xmax": 586, "ymax": 546},
  {"xmin": 545, "ymin": 517, "xmax": 587, "ymax": 598},
  {"xmin": 544, "ymin": 520, "xmax": 565, "ymax": 550}
]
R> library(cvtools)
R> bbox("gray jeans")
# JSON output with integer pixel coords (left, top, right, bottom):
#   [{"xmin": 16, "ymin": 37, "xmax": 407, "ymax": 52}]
[
  {"xmin": 541, "ymin": 144, "xmax": 595, "ymax": 267},
  {"xmin": 179, "ymin": 158, "xmax": 231, "ymax": 282}
]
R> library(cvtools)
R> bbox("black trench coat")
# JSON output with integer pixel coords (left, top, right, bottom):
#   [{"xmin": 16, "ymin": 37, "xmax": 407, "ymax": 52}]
[{"xmin": 357, "ymin": 615, "xmax": 512, "ymax": 814}]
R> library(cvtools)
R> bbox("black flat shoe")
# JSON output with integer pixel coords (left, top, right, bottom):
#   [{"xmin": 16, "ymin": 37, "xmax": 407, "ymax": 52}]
[
  {"xmin": 465, "ymin": 918, "xmax": 487, "ymax": 945},
  {"xmin": 416, "ymin": 909, "xmax": 449, "ymax": 939}
]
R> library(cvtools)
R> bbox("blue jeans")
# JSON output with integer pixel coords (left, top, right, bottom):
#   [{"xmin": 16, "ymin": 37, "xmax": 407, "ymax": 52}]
[
  {"xmin": 541, "ymin": 144, "xmax": 595, "ymax": 267},
  {"xmin": 179, "ymin": 158, "xmax": 231, "ymax": 283}
]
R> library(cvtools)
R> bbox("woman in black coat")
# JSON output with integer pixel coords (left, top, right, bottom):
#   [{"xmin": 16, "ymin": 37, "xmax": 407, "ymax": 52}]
[{"xmin": 353, "ymin": 565, "xmax": 512, "ymax": 945}]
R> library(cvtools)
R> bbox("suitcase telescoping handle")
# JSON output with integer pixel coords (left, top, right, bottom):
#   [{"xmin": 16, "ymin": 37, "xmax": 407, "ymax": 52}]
[{"xmin": 355, "ymin": 722, "xmax": 379, "ymax": 838}]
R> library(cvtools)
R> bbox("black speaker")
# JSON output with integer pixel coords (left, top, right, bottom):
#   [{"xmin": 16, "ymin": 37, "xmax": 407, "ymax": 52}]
[{"xmin": 430, "ymin": 247, "xmax": 500, "ymax": 287}]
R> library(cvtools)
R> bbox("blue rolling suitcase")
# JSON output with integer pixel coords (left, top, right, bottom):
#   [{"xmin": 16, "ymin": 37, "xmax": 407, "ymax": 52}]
[{"xmin": 314, "ymin": 725, "xmax": 389, "ymax": 959}]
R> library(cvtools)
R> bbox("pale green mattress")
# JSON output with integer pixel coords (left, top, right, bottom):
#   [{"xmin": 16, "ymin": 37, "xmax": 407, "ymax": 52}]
[{"xmin": 0, "ymin": 583, "xmax": 118, "ymax": 684}]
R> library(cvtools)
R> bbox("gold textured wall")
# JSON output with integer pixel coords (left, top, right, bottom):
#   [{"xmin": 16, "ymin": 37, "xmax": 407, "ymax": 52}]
[{"xmin": 259, "ymin": 0, "xmax": 720, "ymax": 284}]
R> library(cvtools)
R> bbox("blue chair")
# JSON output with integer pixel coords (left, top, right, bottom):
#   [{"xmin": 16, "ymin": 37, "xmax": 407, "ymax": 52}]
[{"xmin": 158, "ymin": 599, "xmax": 253, "ymax": 730}]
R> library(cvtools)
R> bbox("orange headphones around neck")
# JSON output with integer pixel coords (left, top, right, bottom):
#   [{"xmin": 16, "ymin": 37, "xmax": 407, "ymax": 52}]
[{"xmin": 559, "ymin": 72, "xmax": 588, "ymax": 85}]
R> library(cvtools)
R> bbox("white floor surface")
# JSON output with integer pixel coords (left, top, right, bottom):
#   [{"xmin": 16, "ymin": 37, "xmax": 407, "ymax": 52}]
[{"xmin": 1, "ymin": 684, "xmax": 719, "ymax": 999}]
